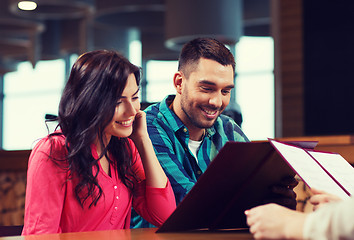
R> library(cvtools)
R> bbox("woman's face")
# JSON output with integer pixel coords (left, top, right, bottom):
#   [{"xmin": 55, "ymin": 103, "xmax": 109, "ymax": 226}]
[{"xmin": 104, "ymin": 73, "xmax": 140, "ymax": 140}]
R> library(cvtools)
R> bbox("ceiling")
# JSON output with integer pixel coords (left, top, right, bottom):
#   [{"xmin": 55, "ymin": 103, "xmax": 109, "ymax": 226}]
[{"xmin": 0, "ymin": 0, "xmax": 270, "ymax": 75}]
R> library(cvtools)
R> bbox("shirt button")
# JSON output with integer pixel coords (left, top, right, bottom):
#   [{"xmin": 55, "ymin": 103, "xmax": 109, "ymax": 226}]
[
  {"xmin": 114, "ymin": 186, "xmax": 117, "ymax": 189},
  {"xmin": 116, "ymin": 196, "xmax": 119, "ymax": 200},
  {"xmin": 197, "ymin": 170, "xmax": 202, "ymax": 175},
  {"xmin": 183, "ymin": 128, "xmax": 187, "ymax": 132},
  {"xmin": 114, "ymin": 207, "xmax": 118, "ymax": 210}
]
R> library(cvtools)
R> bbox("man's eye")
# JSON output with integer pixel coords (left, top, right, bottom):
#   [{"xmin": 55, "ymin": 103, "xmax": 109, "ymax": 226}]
[
  {"xmin": 201, "ymin": 86, "xmax": 212, "ymax": 91},
  {"xmin": 222, "ymin": 90, "xmax": 231, "ymax": 95}
]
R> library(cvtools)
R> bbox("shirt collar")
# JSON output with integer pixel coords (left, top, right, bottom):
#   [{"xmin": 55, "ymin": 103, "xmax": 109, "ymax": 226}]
[{"xmin": 159, "ymin": 95, "xmax": 185, "ymax": 133}]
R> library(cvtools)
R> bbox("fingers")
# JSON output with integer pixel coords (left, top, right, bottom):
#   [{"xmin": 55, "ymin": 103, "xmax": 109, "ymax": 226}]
[
  {"xmin": 245, "ymin": 204, "xmax": 282, "ymax": 239},
  {"xmin": 310, "ymin": 188, "xmax": 327, "ymax": 195},
  {"xmin": 134, "ymin": 110, "xmax": 146, "ymax": 122},
  {"xmin": 245, "ymin": 204, "xmax": 304, "ymax": 240},
  {"xmin": 245, "ymin": 207, "xmax": 260, "ymax": 229},
  {"xmin": 308, "ymin": 188, "xmax": 342, "ymax": 211},
  {"xmin": 309, "ymin": 192, "xmax": 341, "ymax": 208}
]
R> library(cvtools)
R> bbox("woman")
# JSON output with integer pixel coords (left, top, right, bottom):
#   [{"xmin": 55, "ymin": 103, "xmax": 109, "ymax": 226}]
[{"xmin": 22, "ymin": 50, "xmax": 176, "ymax": 235}]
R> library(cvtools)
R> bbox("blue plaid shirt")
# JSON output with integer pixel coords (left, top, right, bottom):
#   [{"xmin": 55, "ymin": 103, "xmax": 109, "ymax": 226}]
[{"xmin": 131, "ymin": 95, "xmax": 249, "ymax": 228}]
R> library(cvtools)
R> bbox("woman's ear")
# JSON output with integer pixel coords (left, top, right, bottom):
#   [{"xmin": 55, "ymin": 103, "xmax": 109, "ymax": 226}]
[{"xmin": 173, "ymin": 71, "xmax": 183, "ymax": 94}]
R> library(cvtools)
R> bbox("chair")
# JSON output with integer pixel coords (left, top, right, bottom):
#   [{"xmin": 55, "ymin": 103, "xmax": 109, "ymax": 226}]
[{"xmin": 0, "ymin": 225, "xmax": 23, "ymax": 237}]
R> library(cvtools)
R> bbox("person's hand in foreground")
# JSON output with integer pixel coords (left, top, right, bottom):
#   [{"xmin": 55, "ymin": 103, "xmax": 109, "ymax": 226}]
[
  {"xmin": 309, "ymin": 188, "xmax": 342, "ymax": 211},
  {"xmin": 245, "ymin": 203, "xmax": 308, "ymax": 239}
]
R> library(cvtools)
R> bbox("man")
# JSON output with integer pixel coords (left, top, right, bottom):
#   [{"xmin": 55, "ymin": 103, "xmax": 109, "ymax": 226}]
[{"xmin": 131, "ymin": 37, "xmax": 297, "ymax": 228}]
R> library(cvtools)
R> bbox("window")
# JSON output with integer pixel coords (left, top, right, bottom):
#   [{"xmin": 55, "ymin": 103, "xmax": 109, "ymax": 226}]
[
  {"xmin": 235, "ymin": 36, "xmax": 274, "ymax": 140},
  {"xmin": 145, "ymin": 60, "xmax": 178, "ymax": 103},
  {"xmin": 3, "ymin": 59, "xmax": 65, "ymax": 150}
]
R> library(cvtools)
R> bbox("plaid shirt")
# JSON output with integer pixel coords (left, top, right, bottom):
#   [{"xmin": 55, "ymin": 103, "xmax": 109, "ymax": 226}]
[
  {"xmin": 145, "ymin": 95, "xmax": 249, "ymax": 203},
  {"xmin": 131, "ymin": 95, "xmax": 249, "ymax": 228}
]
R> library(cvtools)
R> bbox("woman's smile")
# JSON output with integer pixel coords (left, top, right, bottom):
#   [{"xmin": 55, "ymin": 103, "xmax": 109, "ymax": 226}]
[{"xmin": 116, "ymin": 118, "xmax": 134, "ymax": 127}]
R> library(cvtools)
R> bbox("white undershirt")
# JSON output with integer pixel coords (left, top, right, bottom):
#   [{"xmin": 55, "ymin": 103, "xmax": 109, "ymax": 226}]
[{"xmin": 188, "ymin": 139, "xmax": 203, "ymax": 164}]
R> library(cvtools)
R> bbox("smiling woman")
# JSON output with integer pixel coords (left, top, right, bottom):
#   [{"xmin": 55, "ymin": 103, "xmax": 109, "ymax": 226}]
[
  {"xmin": 21, "ymin": 50, "xmax": 176, "ymax": 235},
  {"xmin": 103, "ymin": 74, "xmax": 140, "ymax": 141}
]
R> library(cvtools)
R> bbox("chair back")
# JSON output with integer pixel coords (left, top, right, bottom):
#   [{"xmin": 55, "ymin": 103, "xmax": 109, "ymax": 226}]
[{"xmin": 0, "ymin": 225, "xmax": 23, "ymax": 237}]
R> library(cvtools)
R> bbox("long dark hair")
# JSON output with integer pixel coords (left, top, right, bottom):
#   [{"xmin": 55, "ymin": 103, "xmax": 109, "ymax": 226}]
[{"xmin": 51, "ymin": 50, "xmax": 141, "ymax": 208}]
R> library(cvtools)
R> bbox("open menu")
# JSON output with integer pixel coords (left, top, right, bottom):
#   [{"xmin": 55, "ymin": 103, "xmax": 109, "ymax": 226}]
[
  {"xmin": 157, "ymin": 139, "xmax": 354, "ymax": 233},
  {"xmin": 269, "ymin": 139, "xmax": 354, "ymax": 199}
]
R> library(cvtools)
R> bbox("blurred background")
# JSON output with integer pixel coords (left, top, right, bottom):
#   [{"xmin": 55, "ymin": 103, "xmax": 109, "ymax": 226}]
[
  {"xmin": 2, "ymin": 0, "xmax": 354, "ymax": 229},
  {"xmin": 1, "ymin": 0, "xmax": 354, "ymax": 150}
]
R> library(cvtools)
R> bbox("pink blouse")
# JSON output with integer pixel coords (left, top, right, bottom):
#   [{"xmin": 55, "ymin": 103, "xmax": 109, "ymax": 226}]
[{"xmin": 22, "ymin": 134, "xmax": 175, "ymax": 235}]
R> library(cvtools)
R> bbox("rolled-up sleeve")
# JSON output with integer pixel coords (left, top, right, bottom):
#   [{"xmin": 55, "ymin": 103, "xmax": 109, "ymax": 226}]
[
  {"xmin": 128, "ymin": 139, "xmax": 176, "ymax": 227},
  {"xmin": 303, "ymin": 197, "xmax": 354, "ymax": 240},
  {"xmin": 132, "ymin": 180, "xmax": 176, "ymax": 227}
]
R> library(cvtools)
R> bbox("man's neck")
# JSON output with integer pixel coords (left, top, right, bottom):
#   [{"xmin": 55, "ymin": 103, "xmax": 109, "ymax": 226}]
[
  {"xmin": 169, "ymin": 99, "xmax": 205, "ymax": 141},
  {"xmin": 189, "ymin": 128, "xmax": 205, "ymax": 141}
]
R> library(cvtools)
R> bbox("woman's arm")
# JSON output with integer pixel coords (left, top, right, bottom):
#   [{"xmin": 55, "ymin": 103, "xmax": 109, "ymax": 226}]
[
  {"xmin": 129, "ymin": 111, "xmax": 176, "ymax": 227},
  {"xmin": 22, "ymin": 136, "xmax": 67, "ymax": 235},
  {"xmin": 129, "ymin": 110, "xmax": 167, "ymax": 188}
]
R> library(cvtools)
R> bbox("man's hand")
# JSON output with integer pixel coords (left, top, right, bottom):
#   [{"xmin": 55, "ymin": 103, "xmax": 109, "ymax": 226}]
[{"xmin": 263, "ymin": 176, "xmax": 298, "ymax": 210}]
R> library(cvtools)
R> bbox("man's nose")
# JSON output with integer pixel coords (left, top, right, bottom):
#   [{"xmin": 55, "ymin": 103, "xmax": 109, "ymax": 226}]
[{"xmin": 209, "ymin": 93, "xmax": 223, "ymax": 108}]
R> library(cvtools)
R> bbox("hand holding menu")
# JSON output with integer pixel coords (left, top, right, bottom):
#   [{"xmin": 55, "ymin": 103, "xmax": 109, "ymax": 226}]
[
  {"xmin": 269, "ymin": 139, "xmax": 354, "ymax": 199},
  {"xmin": 157, "ymin": 139, "xmax": 354, "ymax": 233}
]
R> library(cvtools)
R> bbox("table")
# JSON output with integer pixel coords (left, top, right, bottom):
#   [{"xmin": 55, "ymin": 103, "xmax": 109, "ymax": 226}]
[{"xmin": 1, "ymin": 228, "xmax": 254, "ymax": 240}]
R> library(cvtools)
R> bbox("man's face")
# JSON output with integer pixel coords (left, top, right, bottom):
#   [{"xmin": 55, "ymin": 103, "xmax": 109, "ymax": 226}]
[{"xmin": 179, "ymin": 58, "xmax": 234, "ymax": 130}]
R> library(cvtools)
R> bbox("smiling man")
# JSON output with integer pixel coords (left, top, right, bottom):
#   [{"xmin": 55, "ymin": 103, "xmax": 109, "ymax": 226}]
[{"xmin": 131, "ymin": 37, "xmax": 297, "ymax": 228}]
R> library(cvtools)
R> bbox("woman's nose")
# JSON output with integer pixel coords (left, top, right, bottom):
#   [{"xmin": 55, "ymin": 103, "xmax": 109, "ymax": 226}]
[{"xmin": 125, "ymin": 102, "xmax": 137, "ymax": 116}]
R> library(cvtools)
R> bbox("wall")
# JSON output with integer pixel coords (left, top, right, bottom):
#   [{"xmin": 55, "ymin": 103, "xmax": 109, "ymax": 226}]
[
  {"xmin": 272, "ymin": 0, "xmax": 304, "ymax": 137},
  {"xmin": 0, "ymin": 150, "xmax": 29, "ymax": 226},
  {"xmin": 273, "ymin": 0, "xmax": 354, "ymax": 137},
  {"xmin": 303, "ymin": 1, "xmax": 354, "ymax": 135}
]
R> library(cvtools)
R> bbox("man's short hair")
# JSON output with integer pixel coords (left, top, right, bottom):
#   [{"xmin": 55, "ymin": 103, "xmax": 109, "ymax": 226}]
[{"xmin": 178, "ymin": 37, "xmax": 236, "ymax": 78}]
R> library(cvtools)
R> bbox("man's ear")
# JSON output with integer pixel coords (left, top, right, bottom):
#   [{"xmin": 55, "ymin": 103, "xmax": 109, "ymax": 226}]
[{"xmin": 173, "ymin": 71, "xmax": 183, "ymax": 94}]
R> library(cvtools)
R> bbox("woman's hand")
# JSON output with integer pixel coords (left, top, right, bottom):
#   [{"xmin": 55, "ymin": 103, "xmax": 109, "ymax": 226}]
[
  {"xmin": 129, "ymin": 110, "xmax": 167, "ymax": 188},
  {"xmin": 130, "ymin": 110, "xmax": 149, "ymax": 143},
  {"xmin": 309, "ymin": 188, "xmax": 342, "ymax": 211}
]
